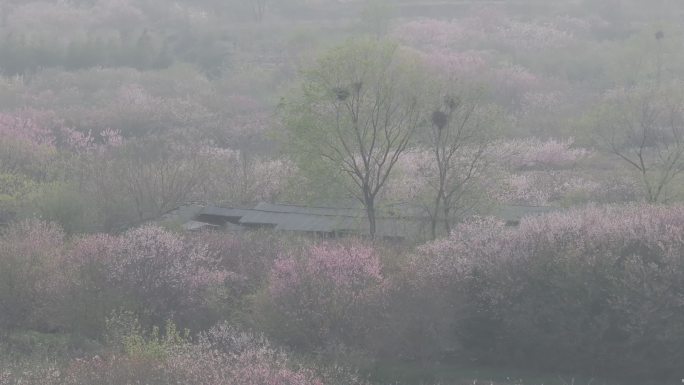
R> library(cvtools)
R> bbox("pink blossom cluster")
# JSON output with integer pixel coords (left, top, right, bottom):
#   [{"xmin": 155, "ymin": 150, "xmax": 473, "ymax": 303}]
[
  {"xmin": 518, "ymin": 91, "xmax": 564, "ymax": 116},
  {"xmin": 491, "ymin": 64, "xmax": 541, "ymax": 95},
  {"xmin": 387, "ymin": 148, "xmax": 491, "ymax": 204},
  {"xmin": 515, "ymin": 204, "xmax": 684, "ymax": 253},
  {"xmin": 0, "ymin": 220, "xmax": 68, "ymax": 329},
  {"xmin": 118, "ymin": 227, "xmax": 228, "ymax": 291},
  {"xmin": 112, "ymin": 83, "xmax": 171, "ymax": 126},
  {"xmin": 3, "ymin": 220, "xmax": 67, "ymax": 293},
  {"xmin": 496, "ymin": 171, "xmax": 600, "ymax": 205},
  {"xmin": 392, "ymin": 14, "xmax": 581, "ymax": 106},
  {"xmin": 496, "ymin": 171, "xmax": 642, "ymax": 207},
  {"xmin": 202, "ymin": 147, "xmax": 294, "ymax": 204},
  {"xmin": 85, "ymin": 83, "xmax": 218, "ymax": 137},
  {"xmin": 0, "ymin": 112, "xmax": 55, "ymax": 149},
  {"xmin": 169, "ymin": 325, "xmax": 326, "ymax": 385},
  {"xmin": 230, "ymin": 111, "xmax": 277, "ymax": 139},
  {"xmin": 59, "ymin": 126, "xmax": 123, "ymax": 153},
  {"xmin": 270, "ymin": 241, "xmax": 384, "ymax": 299},
  {"xmin": 0, "ymin": 364, "xmax": 61, "ymax": 385},
  {"xmin": 414, "ymin": 203, "xmax": 684, "ymax": 295},
  {"xmin": 490, "ymin": 137, "xmax": 591, "ymax": 170},
  {"xmin": 549, "ymin": 15, "xmax": 594, "ymax": 34},
  {"xmin": 420, "ymin": 50, "xmax": 490, "ymax": 80},
  {"xmin": 384, "ymin": 149, "xmax": 434, "ymax": 202},
  {"xmin": 414, "ymin": 204, "xmax": 684, "ymax": 282},
  {"xmin": 393, "ymin": 13, "xmax": 577, "ymax": 52},
  {"xmin": 1, "ymin": 218, "xmax": 285, "ymax": 340},
  {"xmin": 392, "ymin": 19, "xmax": 472, "ymax": 51},
  {"xmin": 251, "ymin": 159, "xmax": 294, "ymax": 200},
  {"xmin": 410, "ymin": 50, "xmax": 542, "ymax": 104},
  {"xmin": 496, "ymin": 20, "xmax": 575, "ymax": 50},
  {"xmin": 194, "ymin": 230, "xmax": 281, "ymax": 286},
  {"xmin": 408, "ymin": 204, "xmax": 684, "ymax": 376},
  {"xmin": 70, "ymin": 226, "xmax": 230, "ymax": 321},
  {"xmin": 4, "ymin": 1, "xmax": 147, "ymax": 41},
  {"xmin": 11, "ymin": 325, "xmax": 347, "ymax": 385},
  {"xmin": 391, "ymin": 141, "xmax": 595, "ymax": 206},
  {"xmin": 413, "ymin": 216, "xmax": 509, "ymax": 287},
  {"xmin": 391, "ymin": 9, "xmax": 505, "ymax": 51},
  {"xmin": 0, "ymin": 109, "xmax": 122, "ymax": 156},
  {"xmin": 266, "ymin": 240, "xmax": 387, "ymax": 348},
  {"xmin": 226, "ymin": 94, "xmax": 263, "ymax": 114}
]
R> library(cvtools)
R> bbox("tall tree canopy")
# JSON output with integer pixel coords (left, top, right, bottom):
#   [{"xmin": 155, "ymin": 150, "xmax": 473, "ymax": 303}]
[{"xmin": 284, "ymin": 38, "xmax": 430, "ymax": 238}]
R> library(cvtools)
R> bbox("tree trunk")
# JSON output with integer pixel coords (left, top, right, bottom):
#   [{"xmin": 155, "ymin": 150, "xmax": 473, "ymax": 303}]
[
  {"xmin": 253, "ymin": 0, "xmax": 266, "ymax": 22},
  {"xmin": 430, "ymin": 194, "xmax": 441, "ymax": 240},
  {"xmin": 443, "ymin": 202, "xmax": 452, "ymax": 235},
  {"xmin": 365, "ymin": 197, "xmax": 377, "ymax": 239}
]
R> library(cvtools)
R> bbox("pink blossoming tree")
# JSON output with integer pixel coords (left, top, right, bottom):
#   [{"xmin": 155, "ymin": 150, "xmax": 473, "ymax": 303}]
[
  {"xmin": 408, "ymin": 204, "xmax": 684, "ymax": 380},
  {"xmin": 69, "ymin": 226, "xmax": 229, "ymax": 332},
  {"xmin": 263, "ymin": 240, "xmax": 387, "ymax": 350}
]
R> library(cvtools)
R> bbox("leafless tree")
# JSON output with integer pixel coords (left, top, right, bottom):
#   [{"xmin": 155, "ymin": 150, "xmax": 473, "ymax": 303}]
[
  {"xmin": 91, "ymin": 137, "xmax": 211, "ymax": 230},
  {"xmin": 598, "ymin": 84, "xmax": 684, "ymax": 203},
  {"xmin": 251, "ymin": 0, "xmax": 268, "ymax": 22},
  {"xmin": 426, "ymin": 93, "xmax": 495, "ymax": 238}
]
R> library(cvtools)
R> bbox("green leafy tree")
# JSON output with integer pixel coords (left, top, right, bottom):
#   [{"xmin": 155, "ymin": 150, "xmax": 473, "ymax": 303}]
[{"xmin": 283, "ymin": 39, "xmax": 430, "ymax": 238}]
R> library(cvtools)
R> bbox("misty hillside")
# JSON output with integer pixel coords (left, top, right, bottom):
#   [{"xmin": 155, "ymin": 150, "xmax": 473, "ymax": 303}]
[{"xmin": 1, "ymin": 1, "xmax": 684, "ymax": 384}]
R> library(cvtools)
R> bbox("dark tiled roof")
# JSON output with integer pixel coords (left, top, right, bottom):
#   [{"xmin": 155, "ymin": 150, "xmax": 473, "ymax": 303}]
[
  {"xmin": 252, "ymin": 202, "xmax": 363, "ymax": 217},
  {"xmin": 197, "ymin": 202, "xmax": 424, "ymax": 239},
  {"xmin": 236, "ymin": 204, "xmax": 406, "ymax": 236},
  {"xmin": 199, "ymin": 206, "xmax": 255, "ymax": 218},
  {"xmin": 178, "ymin": 202, "xmax": 560, "ymax": 239}
]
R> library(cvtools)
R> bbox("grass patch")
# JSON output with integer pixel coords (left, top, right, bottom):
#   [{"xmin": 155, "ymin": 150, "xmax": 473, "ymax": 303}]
[
  {"xmin": 365, "ymin": 361, "xmax": 636, "ymax": 385},
  {"xmin": 1, "ymin": 330, "xmax": 101, "ymax": 361}
]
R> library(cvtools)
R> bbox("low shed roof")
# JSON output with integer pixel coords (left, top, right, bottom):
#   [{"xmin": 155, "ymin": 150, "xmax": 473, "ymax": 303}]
[{"xmin": 179, "ymin": 202, "xmax": 560, "ymax": 240}]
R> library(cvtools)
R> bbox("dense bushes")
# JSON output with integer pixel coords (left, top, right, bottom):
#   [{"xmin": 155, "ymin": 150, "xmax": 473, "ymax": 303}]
[
  {"xmin": 0, "ymin": 221, "xmax": 282, "ymax": 340},
  {"xmin": 3, "ymin": 205, "xmax": 684, "ymax": 382},
  {"xmin": 409, "ymin": 205, "xmax": 684, "ymax": 381},
  {"xmin": 258, "ymin": 240, "xmax": 388, "ymax": 352},
  {"xmin": 68, "ymin": 226, "xmax": 230, "ymax": 334},
  {"xmin": 1, "ymin": 323, "xmax": 364, "ymax": 385},
  {"xmin": 0, "ymin": 220, "xmax": 68, "ymax": 332}
]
